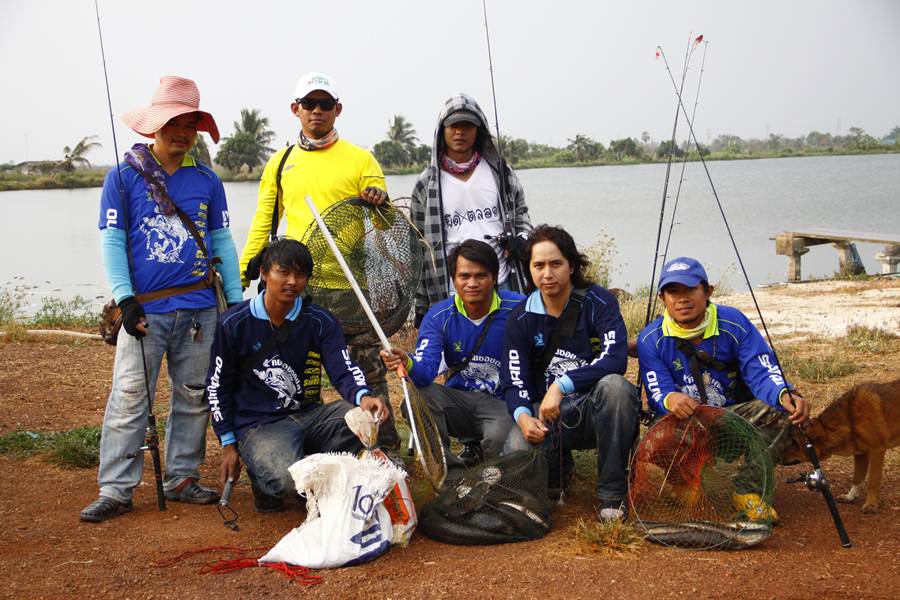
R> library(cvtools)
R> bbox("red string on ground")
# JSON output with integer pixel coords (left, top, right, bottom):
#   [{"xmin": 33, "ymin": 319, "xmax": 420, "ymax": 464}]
[
  {"xmin": 152, "ymin": 546, "xmax": 322, "ymax": 585},
  {"xmin": 152, "ymin": 545, "xmax": 268, "ymax": 568}
]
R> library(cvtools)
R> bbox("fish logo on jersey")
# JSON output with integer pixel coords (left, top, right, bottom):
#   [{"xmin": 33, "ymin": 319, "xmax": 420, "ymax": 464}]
[
  {"xmin": 139, "ymin": 209, "xmax": 189, "ymax": 264},
  {"xmin": 545, "ymin": 353, "xmax": 587, "ymax": 382},
  {"xmin": 253, "ymin": 357, "xmax": 302, "ymax": 409},
  {"xmin": 460, "ymin": 359, "xmax": 500, "ymax": 393}
]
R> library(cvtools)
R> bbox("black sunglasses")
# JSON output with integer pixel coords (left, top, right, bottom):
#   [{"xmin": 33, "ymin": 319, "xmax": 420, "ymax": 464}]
[{"xmin": 296, "ymin": 97, "xmax": 338, "ymax": 111}]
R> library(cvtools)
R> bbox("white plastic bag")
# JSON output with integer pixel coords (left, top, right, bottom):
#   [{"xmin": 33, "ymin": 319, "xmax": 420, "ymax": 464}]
[
  {"xmin": 344, "ymin": 407, "xmax": 418, "ymax": 546},
  {"xmin": 259, "ymin": 453, "xmax": 405, "ymax": 569}
]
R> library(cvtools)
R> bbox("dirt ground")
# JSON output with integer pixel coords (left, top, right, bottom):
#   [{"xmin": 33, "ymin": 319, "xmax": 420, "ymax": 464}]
[{"xmin": 1, "ymin": 280, "xmax": 898, "ymax": 599}]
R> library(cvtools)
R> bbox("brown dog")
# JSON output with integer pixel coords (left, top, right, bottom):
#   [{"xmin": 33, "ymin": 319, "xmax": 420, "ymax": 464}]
[{"xmin": 782, "ymin": 378, "xmax": 900, "ymax": 513}]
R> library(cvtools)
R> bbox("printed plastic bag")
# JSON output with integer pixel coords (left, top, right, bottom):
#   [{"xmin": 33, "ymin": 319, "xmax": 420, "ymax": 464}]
[
  {"xmin": 344, "ymin": 407, "xmax": 418, "ymax": 546},
  {"xmin": 259, "ymin": 453, "xmax": 405, "ymax": 568}
]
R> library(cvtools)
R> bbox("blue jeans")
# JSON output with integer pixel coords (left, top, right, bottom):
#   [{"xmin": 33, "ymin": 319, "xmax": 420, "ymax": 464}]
[
  {"xmin": 505, "ymin": 374, "xmax": 640, "ymax": 504},
  {"xmin": 419, "ymin": 384, "xmax": 514, "ymax": 468},
  {"xmin": 97, "ymin": 308, "xmax": 217, "ymax": 502},
  {"xmin": 238, "ymin": 400, "xmax": 363, "ymax": 498}
]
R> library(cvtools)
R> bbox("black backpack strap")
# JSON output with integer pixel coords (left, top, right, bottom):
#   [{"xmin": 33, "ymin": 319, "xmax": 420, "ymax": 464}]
[
  {"xmin": 532, "ymin": 288, "xmax": 587, "ymax": 383},
  {"xmin": 445, "ymin": 308, "xmax": 499, "ymax": 382},
  {"xmin": 674, "ymin": 337, "xmax": 754, "ymax": 405},
  {"xmin": 676, "ymin": 338, "xmax": 710, "ymax": 404},
  {"xmin": 271, "ymin": 144, "xmax": 295, "ymax": 241}
]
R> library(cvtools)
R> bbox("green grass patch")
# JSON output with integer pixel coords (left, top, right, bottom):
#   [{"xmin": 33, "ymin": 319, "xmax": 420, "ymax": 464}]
[
  {"xmin": 777, "ymin": 347, "xmax": 860, "ymax": 383},
  {"xmin": 0, "ymin": 426, "xmax": 101, "ymax": 468},
  {"xmin": 0, "ymin": 169, "xmax": 106, "ymax": 191},
  {"xmin": 44, "ymin": 427, "xmax": 102, "ymax": 468},
  {"xmin": 842, "ymin": 324, "xmax": 898, "ymax": 354},
  {"xmin": 30, "ymin": 295, "xmax": 99, "ymax": 328},
  {"xmin": 0, "ymin": 285, "xmax": 26, "ymax": 326},
  {"xmin": 0, "ymin": 430, "xmax": 46, "ymax": 457}
]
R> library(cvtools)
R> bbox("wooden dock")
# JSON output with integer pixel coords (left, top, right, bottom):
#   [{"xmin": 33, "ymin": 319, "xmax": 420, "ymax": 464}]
[{"xmin": 774, "ymin": 228, "xmax": 900, "ymax": 281}]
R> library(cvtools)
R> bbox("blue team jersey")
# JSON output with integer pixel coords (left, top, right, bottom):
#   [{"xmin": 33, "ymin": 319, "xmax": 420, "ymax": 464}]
[
  {"xmin": 637, "ymin": 303, "xmax": 790, "ymax": 414},
  {"xmin": 206, "ymin": 293, "xmax": 371, "ymax": 444},
  {"xmin": 410, "ymin": 289, "xmax": 525, "ymax": 394},
  {"xmin": 98, "ymin": 156, "xmax": 229, "ymax": 313},
  {"xmin": 501, "ymin": 284, "xmax": 628, "ymax": 418}
]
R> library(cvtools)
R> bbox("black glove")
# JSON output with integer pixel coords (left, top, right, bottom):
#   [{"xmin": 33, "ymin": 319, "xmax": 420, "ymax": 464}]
[
  {"xmin": 502, "ymin": 234, "xmax": 527, "ymax": 261},
  {"xmin": 118, "ymin": 296, "xmax": 146, "ymax": 338},
  {"xmin": 244, "ymin": 251, "xmax": 265, "ymax": 284}
]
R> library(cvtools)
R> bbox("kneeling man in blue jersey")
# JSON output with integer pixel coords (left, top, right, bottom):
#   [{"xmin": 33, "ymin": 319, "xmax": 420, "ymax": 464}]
[
  {"xmin": 206, "ymin": 239, "xmax": 389, "ymax": 512},
  {"xmin": 637, "ymin": 256, "xmax": 809, "ymax": 520},
  {"xmin": 380, "ymin": 239, "xmax": 523, "ymax": 469},
  {"xmin": 502, "ymin": 225, "xmax": 640, "ymax": 521}
]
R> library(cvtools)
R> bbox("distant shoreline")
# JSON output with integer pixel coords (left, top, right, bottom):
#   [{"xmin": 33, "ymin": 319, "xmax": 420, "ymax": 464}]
[{"xmin": 1, "ymin": 148, "xmax": 896, "ymax": 192}]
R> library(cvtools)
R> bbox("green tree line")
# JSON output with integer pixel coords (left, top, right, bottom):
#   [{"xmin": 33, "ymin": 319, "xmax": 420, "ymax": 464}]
[{"xmin": 3, "ymin": 116, "xmax": 898, "ymax": 186}]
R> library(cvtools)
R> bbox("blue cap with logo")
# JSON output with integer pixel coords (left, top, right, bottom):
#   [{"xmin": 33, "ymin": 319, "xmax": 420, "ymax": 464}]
[{"xmin": 658, "ymin": 257, "xmax": 709, "ymax": 289}]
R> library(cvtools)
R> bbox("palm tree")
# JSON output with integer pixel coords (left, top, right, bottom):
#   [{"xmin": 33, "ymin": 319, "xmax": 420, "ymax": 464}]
[
  {"xmin": 59, "ymin": 135, "xmax": 102, "ymax": 171},
  {"xmin": 189, "ymin": 133, "xmax": 212, "ymax": 165},
  {"xmin": 230, "ymin": 108, "xmax": 276, "ymax": 168},
  {"xmin": 386, "ymin": 115, "xmax": 417, "ymax": 164},
  {"xmin": 234, "ymin": 109, "xmax": 276, "ymax": 148}
]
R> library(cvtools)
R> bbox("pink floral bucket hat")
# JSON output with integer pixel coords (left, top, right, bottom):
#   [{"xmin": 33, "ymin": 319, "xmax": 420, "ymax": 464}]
[{"xmin": 122, "ymin": 75, "xmax": 220, "ymax": 143}]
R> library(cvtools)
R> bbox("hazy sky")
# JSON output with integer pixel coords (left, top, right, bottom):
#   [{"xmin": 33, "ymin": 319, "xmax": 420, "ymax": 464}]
[{"xmin": 2, "ymin": 0, "xmax": 897, "ymax": 164}]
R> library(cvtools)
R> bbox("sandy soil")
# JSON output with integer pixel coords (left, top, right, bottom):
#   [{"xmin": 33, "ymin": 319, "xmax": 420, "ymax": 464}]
[
  {"xmin": 0, "ymin": 280, "xmax": 898, "ymax": 599},
  {"xmin": 717, "ymin": 277, "xmax": 900, "ymax": 338}
]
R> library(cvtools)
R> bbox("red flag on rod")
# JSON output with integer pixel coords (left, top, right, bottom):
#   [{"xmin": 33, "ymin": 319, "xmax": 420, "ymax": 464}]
[
  {"xmin": 693, "ymin": 34, "xmax": 704, "ymax": 47},
  {"xmin": 655, "ymin": 49, "xmax": 661, "ymax": 59}
]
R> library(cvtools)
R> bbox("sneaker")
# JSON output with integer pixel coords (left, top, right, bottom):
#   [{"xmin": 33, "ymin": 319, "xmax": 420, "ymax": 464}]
[
  {"xmin": 597, "ymin": 501, "xmax": 628, "ymax": 523},
  {"xmin": 80, "ymin": 496, "xmax": 133, "ymax": 522},
  {"xmin": 252, "ymin": 482, "xmax": 284, "ymax": 513},
  {"xmin": 164, "ymin": 478, "xmax": 220, "ymax": 505},
  {"xmin": 457, "ymin": 442, "xmax": 484, "ymax": 467},
  {"xmin": 732, "ymin": 492, "xmax": 779, "ymax": 524}
]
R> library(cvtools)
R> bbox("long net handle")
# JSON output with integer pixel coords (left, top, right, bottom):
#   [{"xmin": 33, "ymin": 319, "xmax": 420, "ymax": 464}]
[
  {"xmin": 305, "ymin": 196, "xmax": 445, "ymax": 487},
  {"xmin": 304, "ymin": 195, "xmax": 391, "ymax": 351}
]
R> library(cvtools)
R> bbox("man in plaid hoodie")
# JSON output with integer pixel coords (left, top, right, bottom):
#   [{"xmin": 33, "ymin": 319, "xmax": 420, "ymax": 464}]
[
  {"xmin": 411, "ymin": 94, "xmax": 532, "ymax": 326},
  {"xmin": 410, "ymin": 94, "xmax": 532, "ymax": 464}
]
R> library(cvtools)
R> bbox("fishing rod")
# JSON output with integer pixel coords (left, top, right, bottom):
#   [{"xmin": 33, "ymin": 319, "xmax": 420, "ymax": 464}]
[
  {"xmin": 651, "ymin": 38, "xmax": 710, "ymax": 318},
  {"xmin": 656, "ymin": 46, "xmax": 851, "ymax": 547},
  {"xmin": 481, "ymin": 0, "xmax": 527, "ymax": 292},
  {"xmin": 643, "ymin": 33, "xmax": 698, "ymax": 328},
  {"xmin": 94, "ymin": 0, "xmax": 166, "ymax": 512}
]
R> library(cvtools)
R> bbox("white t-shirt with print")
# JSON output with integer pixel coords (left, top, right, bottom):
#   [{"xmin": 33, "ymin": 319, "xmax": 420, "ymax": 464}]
[{"xmin": 440, "ymin": 160, "xmax": 508, "ymax": 291}]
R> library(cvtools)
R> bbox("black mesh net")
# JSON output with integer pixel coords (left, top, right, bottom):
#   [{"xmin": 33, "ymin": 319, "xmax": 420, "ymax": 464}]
[
  {"xmin": 301, "ymin": 197, "xmax": 423, "ymax": 345},
  {"xmin": 629, "ymin": 405, "xmax": 775, "ymax": 550},
  {"xmin": 418, "ymin": 449, "xmax": 553, "ymax": 545}
]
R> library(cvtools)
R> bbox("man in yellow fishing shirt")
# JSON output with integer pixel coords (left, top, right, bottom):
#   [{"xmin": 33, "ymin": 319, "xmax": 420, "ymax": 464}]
[{"xmin": 239, "ymin": 72, "xmax": 400, "ymax": 455}]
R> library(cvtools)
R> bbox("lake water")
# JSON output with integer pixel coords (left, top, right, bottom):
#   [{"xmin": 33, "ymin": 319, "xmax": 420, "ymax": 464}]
[{"xmin": 2, "ymin": 153, "xmax": 897, "ymax": 314}]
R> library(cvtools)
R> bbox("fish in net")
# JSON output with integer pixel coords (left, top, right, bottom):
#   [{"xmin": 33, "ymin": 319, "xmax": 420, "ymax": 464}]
[
  {"xmin": 418, "ymin": 449, "xmax": 553, "ymax": 545},
  {"xmin": 301, "ymin": 197, "xmax": 424, "ymax": 345},
  {"xmin": 629, "ymin": 405, "xmax": 775, "ymax": 550}
]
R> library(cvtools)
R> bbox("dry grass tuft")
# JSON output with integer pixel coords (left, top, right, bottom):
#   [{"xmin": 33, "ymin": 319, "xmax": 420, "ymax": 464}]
[
  {"xmin": 842, "ymin": 324, "xmax": 899, "ymax": 354},
  {"xmin": 574, "ymin": 517, "xmax": 645, "ymax": 557}
]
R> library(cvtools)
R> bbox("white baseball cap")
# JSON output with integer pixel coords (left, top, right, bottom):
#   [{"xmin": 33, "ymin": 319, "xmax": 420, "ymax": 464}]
[{"xmin": 293, "ymin": 72, "xmax": 339, "ymax": 101}]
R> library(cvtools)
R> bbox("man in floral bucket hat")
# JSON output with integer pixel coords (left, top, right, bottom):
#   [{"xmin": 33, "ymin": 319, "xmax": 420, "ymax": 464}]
[{"xmin": 81, "ymin": 76, "xmax": 242, "ymax": 522}]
